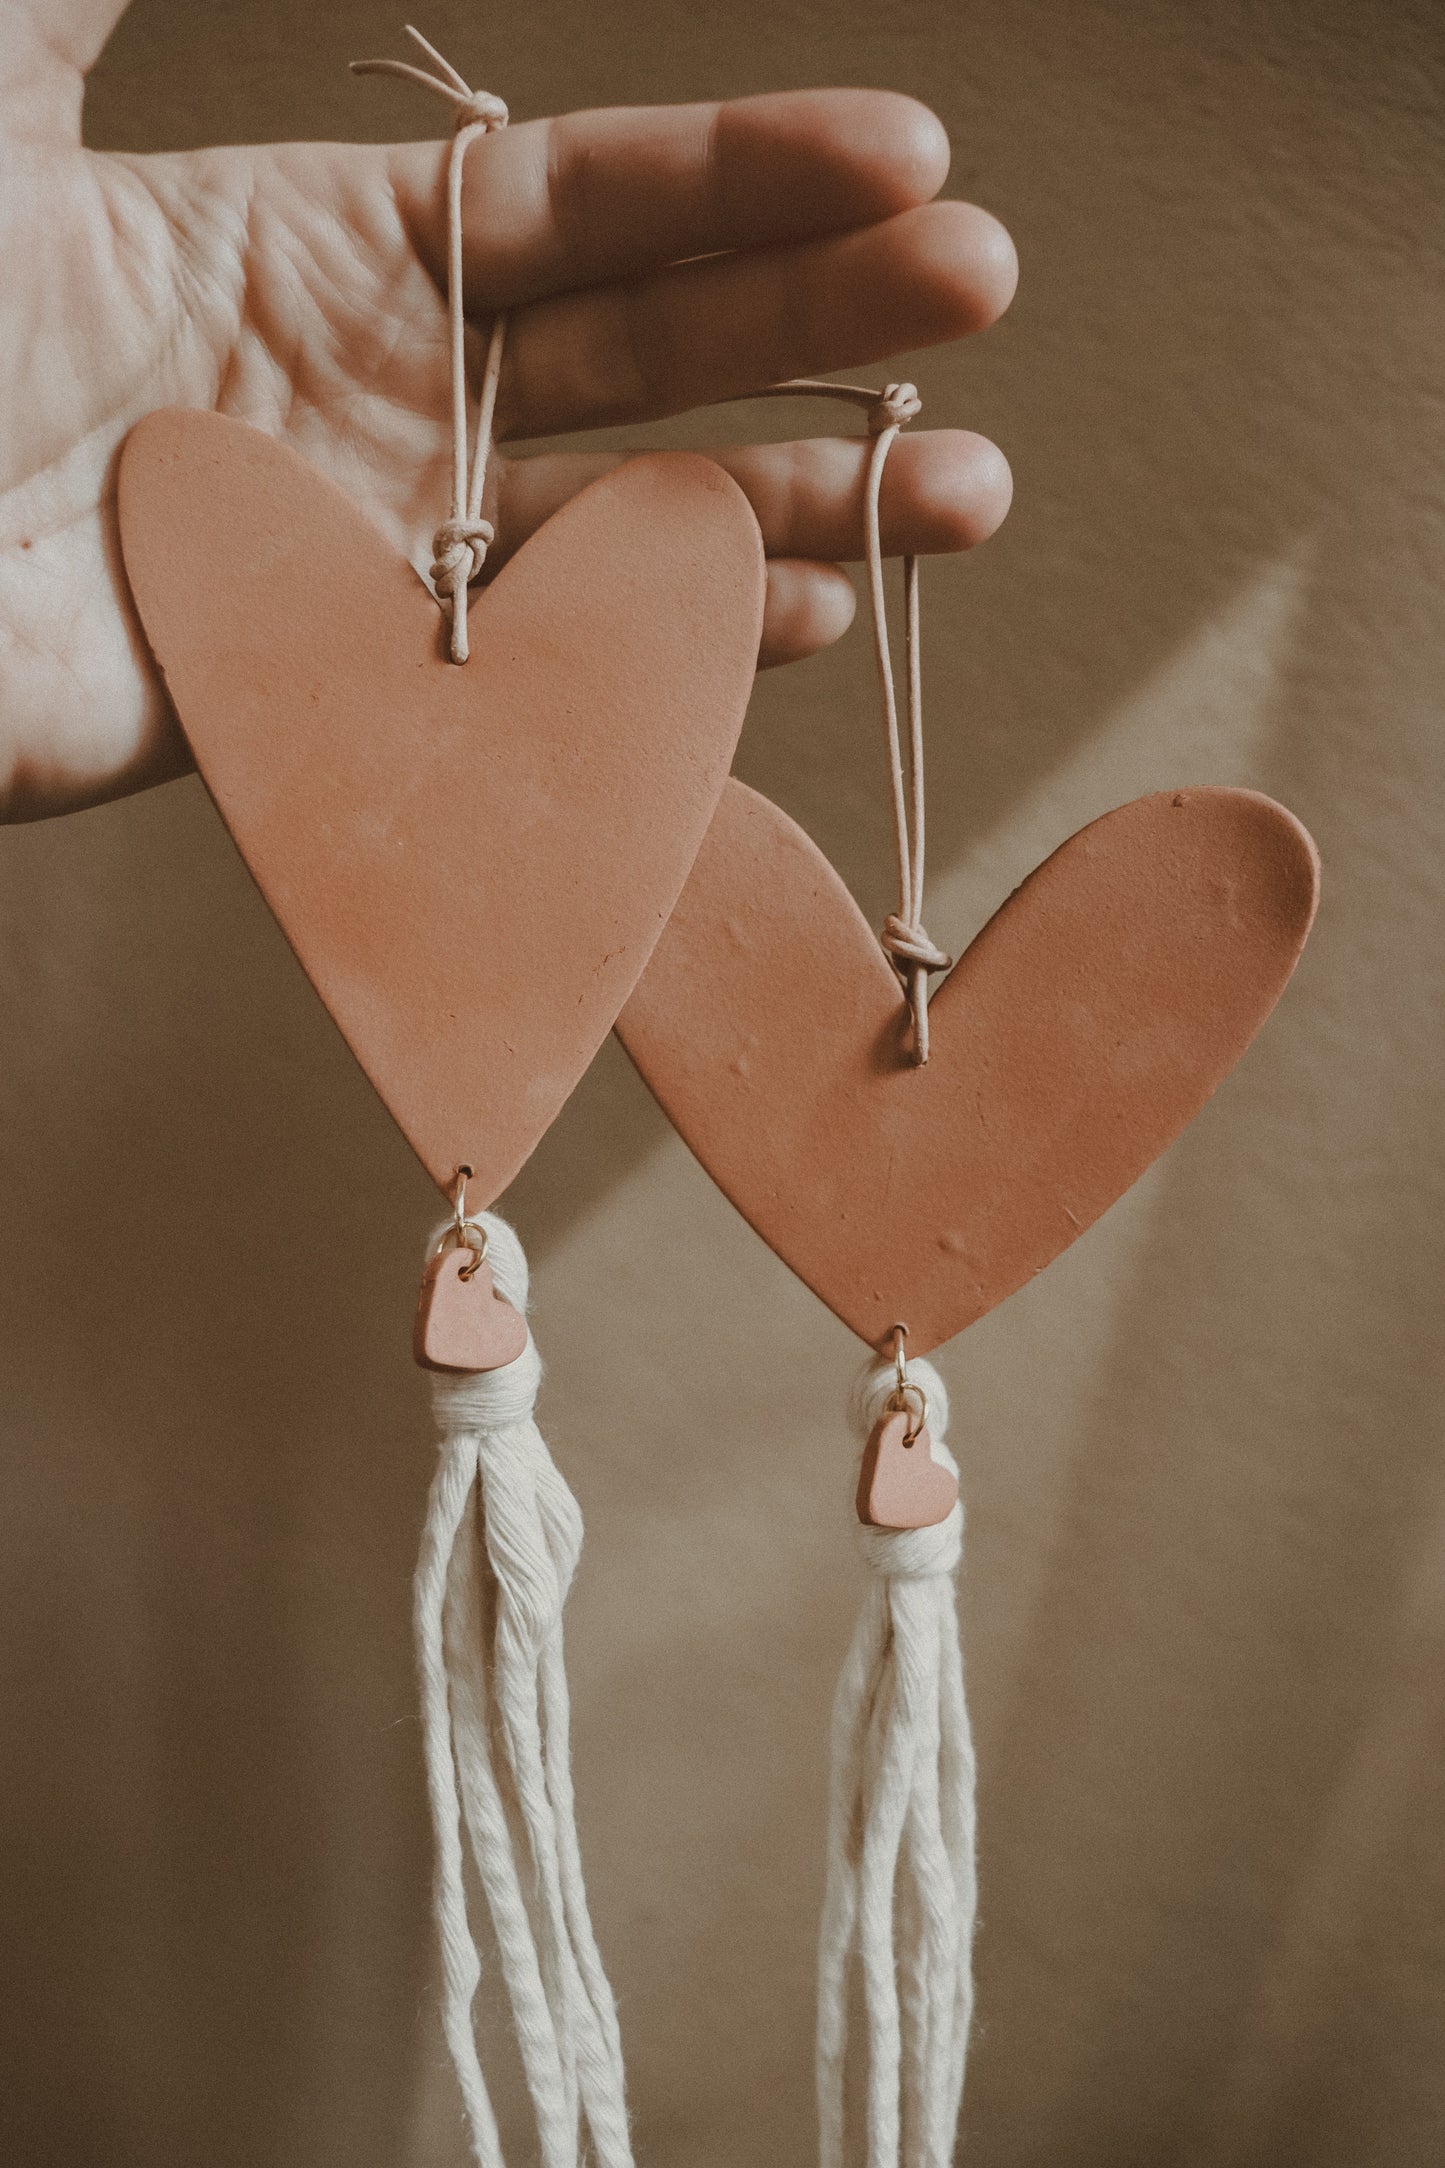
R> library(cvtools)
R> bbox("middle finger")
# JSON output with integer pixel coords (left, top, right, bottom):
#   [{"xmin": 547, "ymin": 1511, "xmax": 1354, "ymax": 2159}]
[{"xmin": 493, "ymin": 201, "xmax": 1017, "ymax": 438}]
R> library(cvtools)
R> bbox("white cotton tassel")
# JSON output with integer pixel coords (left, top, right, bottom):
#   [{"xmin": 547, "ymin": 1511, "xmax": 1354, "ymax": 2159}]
[
  {"xmin": 415, "ymin": 1211, "xmax": 633, "ymax": 2168},
  {"xmin": 817, "ymin": 1355, "xmax": 977, "ymax": 2168}
]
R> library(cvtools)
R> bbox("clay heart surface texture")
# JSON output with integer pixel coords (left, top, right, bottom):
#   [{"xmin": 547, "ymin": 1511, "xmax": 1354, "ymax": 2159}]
[
  {"xmin": 617, "ymin": 781, "xmax": 1319, "ymax": 1354},
  {"xmin": 118, "ymin": 412, "xmax": 765, "ymax": 1205}
]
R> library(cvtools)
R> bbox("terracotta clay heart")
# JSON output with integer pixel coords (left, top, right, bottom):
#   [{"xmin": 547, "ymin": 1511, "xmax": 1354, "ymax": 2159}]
[
  {"xmin": 414, "ymin": 1249, "xmax": 529, "ymax": 1372},
  {"xmin": 856, "ymin": 1413, "xmax": 959, "ymax": 1530},
  {"xmin": 617, "ymin": 781, "xmax": 1320, "ymax": 1353},
  {"xmin": 118, "ymin": 413, "xmax": 765, "ymax": 1205}
]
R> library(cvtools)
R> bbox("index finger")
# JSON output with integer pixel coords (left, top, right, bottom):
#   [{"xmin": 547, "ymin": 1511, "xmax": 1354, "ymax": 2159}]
[{"xmin": 384, "ymin": 88, "xmax": 952, "ymax": 310}]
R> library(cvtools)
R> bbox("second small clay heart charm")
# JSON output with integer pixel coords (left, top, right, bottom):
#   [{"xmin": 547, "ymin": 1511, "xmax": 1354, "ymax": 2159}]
[
  {"xmin": 117, "ymin": 413, "xmax": 765, "ymax": 1208},
  {"xmin": 414, "ymin": 1248, "xmax": 529, "ymax": 1373},
  {"xmin": 618, "ymin": 780, "xmax": 1319, "ymax": 1352},
  {"xmin": 856, "ymin": 1410, "xmax": 958, "ymax": 1530}
]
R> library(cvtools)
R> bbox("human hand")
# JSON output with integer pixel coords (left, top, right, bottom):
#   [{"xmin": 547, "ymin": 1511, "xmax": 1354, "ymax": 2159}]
[{"xmin": 0, "ymin": 0, "xmax": 1016, "ymax": 820}]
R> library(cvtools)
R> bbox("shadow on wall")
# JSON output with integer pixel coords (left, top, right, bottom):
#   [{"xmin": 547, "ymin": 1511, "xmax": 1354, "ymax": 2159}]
[{"xmin": 0, "ymin": 3, "xmax": 1441, "ymax": 2166}]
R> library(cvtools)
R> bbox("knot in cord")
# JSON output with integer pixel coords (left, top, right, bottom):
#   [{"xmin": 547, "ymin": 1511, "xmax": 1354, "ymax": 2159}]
[
  {"xmin": 869, "ymin": 380, "xmax": 922, "ymax": 434},
  {"xmin": 880, "ymin": 913, "xmax": 953, "ymax": 977},
  {"xmin": 430, "ymin": 516, "xmax": 495, "ymax": 592},
  {"xmin": 454, "ymin": 88, "xmax": 509, "ymax": 130},
  {"xmin": 881, "ymin": 911, "xmax": 953, "ymax": 1059}
]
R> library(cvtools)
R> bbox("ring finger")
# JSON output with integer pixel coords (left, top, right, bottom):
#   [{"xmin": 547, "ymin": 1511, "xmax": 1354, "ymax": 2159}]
[
  {"xmin": 497, "ymin": 426, "xmax": 1012, "ymax": 566},
  {"xmin": 497, "ymin": 426, "xmax": 1011, "ymax": 667}
]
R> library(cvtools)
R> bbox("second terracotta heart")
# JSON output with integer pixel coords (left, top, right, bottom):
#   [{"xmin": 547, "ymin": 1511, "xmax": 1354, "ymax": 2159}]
[
  {"xmin": 118, "ymin": 413, "xmax": 766, "ymax": 1207},
  {"xmin": 617, "ymin": 781, "xmax": 1319, "ymax": 1353}
]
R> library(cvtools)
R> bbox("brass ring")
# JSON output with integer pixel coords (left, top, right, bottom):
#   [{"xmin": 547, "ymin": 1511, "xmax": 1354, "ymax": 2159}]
[
  {"xmin": 889, "ymin": 1324, "xmax": 924, "ymax": 1440},
  {"xmin": 440, "ymin": 1166, "xmax": 488, "ymax": 1277},
  {"xmin": 887, "ymin": 1379, "xmax": 928, "ymax": 1446},
  {"xmin": 425, "ymin": 1218, "xmax": 490, "ymax": 1271}
]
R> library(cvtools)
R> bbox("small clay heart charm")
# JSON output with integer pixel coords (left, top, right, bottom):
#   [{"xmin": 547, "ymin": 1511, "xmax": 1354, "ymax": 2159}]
[
  {"xmin": 414, "ymin": 1248, "xmax": 529, "ymax": 1373},
  {"xmin": 856, "ymin": 1411, "xmax": 958, "ymax": 1530},
  {"xmin": 117, "ymin": 413, "xmax": 765, "ymax": 1208},
  {"xmin": 618, "ymin": 781, "xmax": 1319, "ymax": 1352}
]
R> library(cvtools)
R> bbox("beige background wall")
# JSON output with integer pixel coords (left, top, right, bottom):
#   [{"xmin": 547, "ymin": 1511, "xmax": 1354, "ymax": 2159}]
[{"xmin": 3, "ymin": 0, "xmax": 1444, "ymax": 2161}]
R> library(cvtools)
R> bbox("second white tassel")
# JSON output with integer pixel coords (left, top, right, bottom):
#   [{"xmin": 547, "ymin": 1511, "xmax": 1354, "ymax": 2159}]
[{"xmin": 816, "ymin": 1351, "xmax": 977, "ymax": 2168}]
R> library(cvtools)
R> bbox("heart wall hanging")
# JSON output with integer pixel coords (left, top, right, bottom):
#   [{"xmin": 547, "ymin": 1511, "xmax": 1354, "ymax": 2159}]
[
  {"xmin": 616, "ymin": 371, "xmax": 1320, "ymax": 2162},
  {"xmin": 117, "ymin": 33, "xmax": 767, "ymax": 2168}
]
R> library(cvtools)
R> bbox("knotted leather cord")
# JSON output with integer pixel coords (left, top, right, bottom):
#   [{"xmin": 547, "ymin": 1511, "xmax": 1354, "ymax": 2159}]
[
  {"xmin": 352, "ymin": 27, "xmax": 509, "ymax": 663},
  {"xmin": 730, "ymin": 380, "xmax": 951, "ymax": 1061}
]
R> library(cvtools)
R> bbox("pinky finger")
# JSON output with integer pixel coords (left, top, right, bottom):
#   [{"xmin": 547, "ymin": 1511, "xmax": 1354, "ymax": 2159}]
[{"xmin": 758, "ymin": 558, "xmax": 857, "ymax": 668}]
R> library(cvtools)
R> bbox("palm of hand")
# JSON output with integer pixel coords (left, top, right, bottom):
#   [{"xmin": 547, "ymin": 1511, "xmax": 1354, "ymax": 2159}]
[{"xmin": 0, "ymin": 3, "xmax": 1016, "ymax": 822}]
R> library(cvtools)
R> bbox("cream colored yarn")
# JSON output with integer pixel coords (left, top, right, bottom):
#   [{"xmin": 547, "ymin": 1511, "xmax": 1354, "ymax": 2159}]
[
  {"xmin": 817, "ymin": 1354, "xmax": 977, "ymax": 2168},
  {"xmin": 416, "ymin": 1213, "xmax": 632, "ymax": 2168}
]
